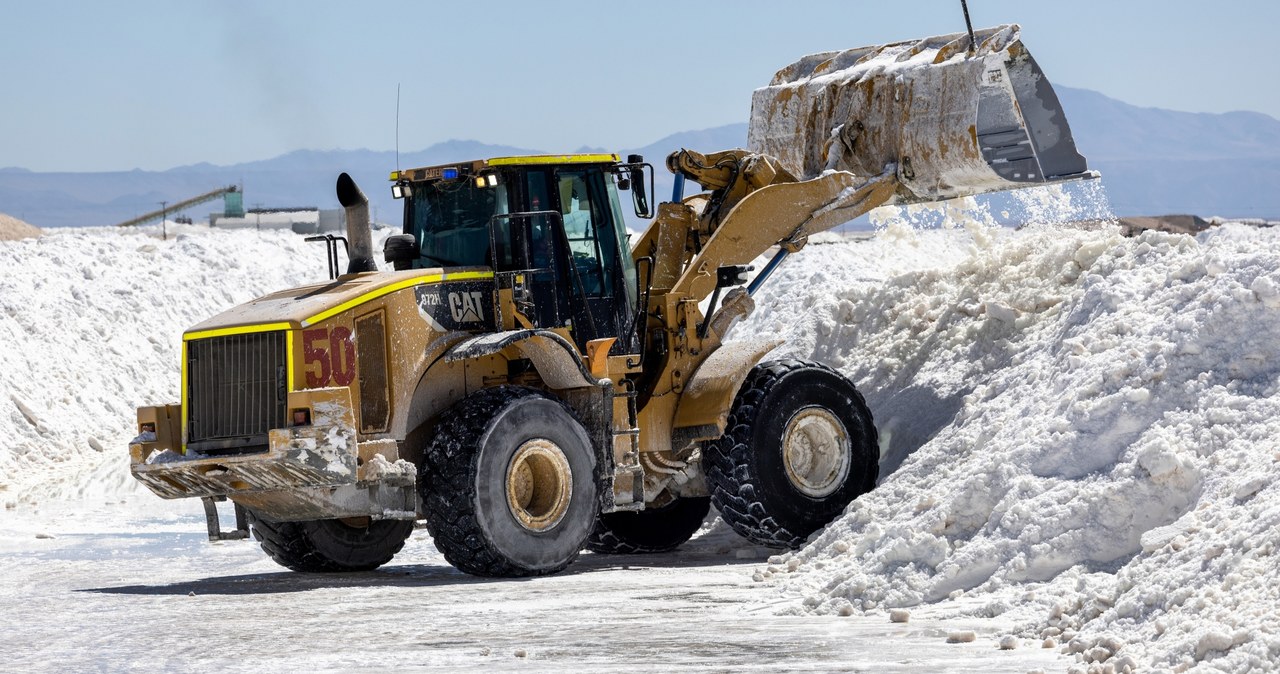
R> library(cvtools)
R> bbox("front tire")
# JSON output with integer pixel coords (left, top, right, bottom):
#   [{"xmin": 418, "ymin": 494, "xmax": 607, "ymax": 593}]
[
  {"xmin": 705, "ymin": 360, "xmax": 879, "ymax": 549},
  {"xmin": 247, "ymin": 512, "xmax": 413, "ymax": 572},
  {"xmin": 419, "ymin": 386, "xmax": 598, "ymax": 577},
  {"xmin": 586, "ymin": 496, "xmax": 711, "ymax": 554}
]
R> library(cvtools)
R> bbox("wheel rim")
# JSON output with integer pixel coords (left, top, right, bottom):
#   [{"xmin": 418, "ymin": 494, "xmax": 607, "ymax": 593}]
[
  {"xmin": 781, "ymin": 407, "xmax": 851, "ymax": 498},
  {"xmin": 506, "ymin": 439, "xmax": 574, "ymax": 532}
]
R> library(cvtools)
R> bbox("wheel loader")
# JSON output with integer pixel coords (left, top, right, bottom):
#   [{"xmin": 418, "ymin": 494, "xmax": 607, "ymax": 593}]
[{"xmin": 128, "ymin": 25, "xmax": 1093, "ymax": 577}]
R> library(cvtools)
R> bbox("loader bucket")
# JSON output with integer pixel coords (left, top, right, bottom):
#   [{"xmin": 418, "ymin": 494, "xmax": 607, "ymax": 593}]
[{"xmin": 748, "ymin": 24, "xmax": 1092, "ymax": 205}]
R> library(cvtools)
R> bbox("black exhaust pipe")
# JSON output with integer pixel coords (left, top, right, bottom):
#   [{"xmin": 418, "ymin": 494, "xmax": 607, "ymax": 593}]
[{"xmin": 336, "ymin": 172, "xmax": 377, "ymax": 274}]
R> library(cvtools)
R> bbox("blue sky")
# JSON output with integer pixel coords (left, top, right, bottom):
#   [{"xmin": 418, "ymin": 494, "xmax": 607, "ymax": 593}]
[{"xmin": 3, "ymin": 1, "xmax": 1277, "ymax": 172}]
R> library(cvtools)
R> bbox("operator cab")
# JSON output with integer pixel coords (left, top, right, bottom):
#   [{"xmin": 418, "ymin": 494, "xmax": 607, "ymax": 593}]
[{"xmin": 388, "ymin": 154, "xmax": 652, "ymax": 353}]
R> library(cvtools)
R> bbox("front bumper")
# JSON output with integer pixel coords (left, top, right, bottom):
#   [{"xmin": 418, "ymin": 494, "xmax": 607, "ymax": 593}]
[{"xmin": 130, "ymin": 387, "xmax": 416, "ymax": 522}]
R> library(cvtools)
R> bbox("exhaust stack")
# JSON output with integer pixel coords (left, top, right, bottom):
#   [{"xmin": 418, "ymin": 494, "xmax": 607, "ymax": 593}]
[{"xmin": 336, "ymin": 172, "xmax": 377, "ymax": 274}]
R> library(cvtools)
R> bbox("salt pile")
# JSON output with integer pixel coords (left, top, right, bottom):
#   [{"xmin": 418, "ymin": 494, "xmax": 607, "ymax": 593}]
[
  {"xmin": 0, "ymin": 224, "xmax": 331, "ymax": 503},
  {"xmin": 0, "ymin": 213, "xmax": 42, "ymax": 241},
  {"xmin": 743, "ymin": 207, "xmax": 1280, "ymax": 672}
]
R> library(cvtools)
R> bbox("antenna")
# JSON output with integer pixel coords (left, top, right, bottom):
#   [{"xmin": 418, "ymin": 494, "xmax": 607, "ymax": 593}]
[
  {"xmin": 960, "ymin": 0, "xmax": 976, "ymax": 55},
  {"xmin": 395, "ymin": 83, "xmax": 401, "ymax": 173}
]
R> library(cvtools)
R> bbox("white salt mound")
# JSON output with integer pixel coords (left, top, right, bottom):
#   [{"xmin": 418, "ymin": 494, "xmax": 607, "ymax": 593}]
[
  {"xmin": 0, "ymin": 224, "xmax": 333, "ymax": 503},
  {"xmin": 0, "ymin": 213, "xmax": 42, "ymax": 241},
  {"xmin": 743, "ymin": 216, "xmax": 1280, "ymax": 672}
]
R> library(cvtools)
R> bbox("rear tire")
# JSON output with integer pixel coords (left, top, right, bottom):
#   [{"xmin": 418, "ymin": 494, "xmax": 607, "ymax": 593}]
[
  {"xmin": 419, "ymin": 386, "xmax": 597, "ymax": 577},
  {"xmin": 705, "ymin": 359, "xmax": 878, "ymax": 549},
  {"xmin": 247, "ymin": 512, "xmax": 413, "ymax": 572},
  {"xmin": 586, "ymin": 496, "xmax": 711, "ymax": 554}
]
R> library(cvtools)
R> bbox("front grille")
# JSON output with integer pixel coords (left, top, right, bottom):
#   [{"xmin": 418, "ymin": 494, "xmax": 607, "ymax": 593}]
[{"xmin": 186, "ymin": 331, "xmax": 288, "ymax": 454}]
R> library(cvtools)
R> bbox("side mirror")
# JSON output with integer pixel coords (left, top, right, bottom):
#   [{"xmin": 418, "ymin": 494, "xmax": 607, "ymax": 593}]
[
  {"xmin": 630, "ymin": 167, "xmax": 650, "ymax": 218},
  {"xmin": 624, "ymin": 154, "xmax": 653, "ymax": 219},
  {"xmin": 383, "ymin": 233, "xmax": 419, "ymax": 271}
]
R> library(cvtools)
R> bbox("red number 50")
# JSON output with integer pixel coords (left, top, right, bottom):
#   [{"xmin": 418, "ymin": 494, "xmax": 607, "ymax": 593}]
[{"xmin": 303, "ymin": 326, "xmax": 356, "ymax": 388}]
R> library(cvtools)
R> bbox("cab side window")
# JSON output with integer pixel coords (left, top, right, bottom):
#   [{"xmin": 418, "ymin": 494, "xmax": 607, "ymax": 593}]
[{"xmin": 557, "ymin": 170, "xmax": 612, "ymax": 297}]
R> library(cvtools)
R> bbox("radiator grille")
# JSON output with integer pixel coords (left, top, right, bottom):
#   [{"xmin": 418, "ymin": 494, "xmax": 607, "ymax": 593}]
[{"xmin": 186, "ymin": 331, "xmax": 288, "ymax": 454}]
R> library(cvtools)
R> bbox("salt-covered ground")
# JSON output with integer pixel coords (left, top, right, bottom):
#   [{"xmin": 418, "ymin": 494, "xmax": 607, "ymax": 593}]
[
  {"xmin": 3, "ymin": 210, "xmax": 1278, "ymax": 672},
  {"xmin": 0, "ymin": 498, "xmax": 1071, "ymax": 672}
]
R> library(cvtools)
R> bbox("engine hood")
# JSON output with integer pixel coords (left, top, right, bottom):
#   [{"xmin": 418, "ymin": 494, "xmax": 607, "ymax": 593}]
[{"xmin": 183, "ymin": 267, "xmax": 493, "ymax": 338}]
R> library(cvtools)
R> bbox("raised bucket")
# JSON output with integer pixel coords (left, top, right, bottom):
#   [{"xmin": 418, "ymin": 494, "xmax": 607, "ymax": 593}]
[{"xmin": 748, "ymin": 24, "xmax": 1093, "ymax": 205}]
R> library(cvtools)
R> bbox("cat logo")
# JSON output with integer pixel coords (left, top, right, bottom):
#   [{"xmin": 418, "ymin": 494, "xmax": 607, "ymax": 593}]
[{"xmin": 449, "ymin": 291, "xmax": 486, "ymax": 323}]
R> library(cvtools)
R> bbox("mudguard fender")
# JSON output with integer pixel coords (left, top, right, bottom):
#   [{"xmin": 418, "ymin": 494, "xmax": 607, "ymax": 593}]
[
  {"xmin": 445, "ymin": 329, "xmax": 598, "ymax": 391},
  {"xmin": 672, "ymin": 339, "xmax": 783, "ymax": 443}
]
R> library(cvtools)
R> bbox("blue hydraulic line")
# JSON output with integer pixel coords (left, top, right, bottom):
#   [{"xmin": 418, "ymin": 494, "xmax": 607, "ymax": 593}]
[
  {"xmin": 671, "ymin": 174, "xmax": 686, "ymax": 203},
  {"xmin": 747, "ymin": 248, "xmax": 789, "ymax": 296}
]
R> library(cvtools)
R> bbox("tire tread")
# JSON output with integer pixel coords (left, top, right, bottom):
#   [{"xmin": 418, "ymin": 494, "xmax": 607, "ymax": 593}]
[{"xmin": 705, "ymin": 359, "xmax": 879, "ymax": 549}]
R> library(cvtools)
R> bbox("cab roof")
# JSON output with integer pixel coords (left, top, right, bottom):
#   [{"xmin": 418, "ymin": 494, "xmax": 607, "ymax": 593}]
[{"xmin": 391, "ymin": 153, "xmax": 620, "ymax": 183}]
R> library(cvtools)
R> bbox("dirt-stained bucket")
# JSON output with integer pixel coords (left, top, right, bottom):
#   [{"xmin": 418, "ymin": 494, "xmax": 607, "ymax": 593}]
[{"xmin": 748, "ymin": 24, "xmax": 1092, "ymax": 205}]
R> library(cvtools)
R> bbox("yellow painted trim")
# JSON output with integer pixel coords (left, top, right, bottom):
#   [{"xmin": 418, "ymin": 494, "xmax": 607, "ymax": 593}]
[
  {"xmin": 180, "ymin": 340, "xmax": 188, "ymax": 455},
  {"xmin": 286, "ymin": 329, "xmax": 295, "ymax": 394},
  {"xmin": 487, "ymin": 154, "xmax": 619, "ymax": 166},
  {"xmin": 300, "ymin": 270, "xmax": 494, "ymax": 327},
  {"xmin": 184, "ymin": 322, "xmax": 294, "ymax": 341}
]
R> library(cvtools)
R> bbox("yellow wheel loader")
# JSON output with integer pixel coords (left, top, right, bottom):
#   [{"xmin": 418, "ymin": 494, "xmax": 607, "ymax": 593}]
[{"xmin": 129, "ymin": 24, "xmax": 1093, "ymax": 577}]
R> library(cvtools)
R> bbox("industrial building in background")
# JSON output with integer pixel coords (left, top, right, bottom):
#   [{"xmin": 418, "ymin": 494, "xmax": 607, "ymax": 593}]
[{"xmin": 113, "ymin": 184, "xmax": 346, "ymax": 234}]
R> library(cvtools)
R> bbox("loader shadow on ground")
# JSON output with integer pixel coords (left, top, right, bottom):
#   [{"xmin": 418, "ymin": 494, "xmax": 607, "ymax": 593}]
[{"xmin": 79, "ymin": 550, "xmax": 760, "ymax": 596}]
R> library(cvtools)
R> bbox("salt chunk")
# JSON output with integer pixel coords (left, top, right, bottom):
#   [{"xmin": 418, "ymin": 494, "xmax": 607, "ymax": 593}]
[
  {"xmin": 946, "ymin": 631, "xmax": 976, "ymax": 643},
  {"xmin": 1195, "ymin": 631, "xmax": 1233, "ymax": 658},
  {"xmin": 889, "ymin": 608, "xmax": 910, "ymax": 623},
  {"xmin": 1073, "ymin": 239, "xmax": 1110, "ymax": 267},
  {"xmin": 1124, "ymin": 388, "xmax": 1151, "ymax": 403},
  {"xmin": 1233, "ymin": 476, "xmax": 1268, "ymax": 500},
  {"xmin": 984, "ymin": 301, "xmax": 1017, "ymax": 324},
  {"xmin": 1251, "ymin": 276, "xmax": 1280, "ymax": 308},
  {"xmin": 1140, "ymin": 524, "xmax": 1182, "ymax": 552},
  {"xmin": 998, "ymin": 635, "xmax": 1018, "ymax": 650},
  {"xmin": 1136, "ymin": 445, "xmax": 1180, "ymax": 481},
  {"xmin": 1111, "ymin": 655, "xmax": 1138, "ymax": 673}
]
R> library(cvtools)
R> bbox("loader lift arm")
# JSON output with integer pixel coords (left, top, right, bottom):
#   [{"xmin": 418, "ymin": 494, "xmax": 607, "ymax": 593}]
[
  {"xmin": 625, "ymin": 149, "xmax": 904, "ymax": 456},
  {"xmin": 630, "ymin": 23, "xmax": 1094, "ymax": 454}
]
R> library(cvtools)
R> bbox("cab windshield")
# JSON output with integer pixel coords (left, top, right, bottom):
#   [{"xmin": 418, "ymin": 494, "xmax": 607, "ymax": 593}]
[{"xmin": 406, "ymin": 180, "xmax": 509, "ymax": 268}]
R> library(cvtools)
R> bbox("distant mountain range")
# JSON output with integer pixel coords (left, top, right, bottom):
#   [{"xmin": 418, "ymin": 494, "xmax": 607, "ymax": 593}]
[{"xmin": 2, "ymin": 87, "xmax": 1278, "ymax": 229}]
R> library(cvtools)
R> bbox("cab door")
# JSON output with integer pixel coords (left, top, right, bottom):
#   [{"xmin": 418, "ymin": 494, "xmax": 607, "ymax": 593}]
[{"xmin": 546, "ymin": 166, "xmax": 637, "ymax": 352}]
